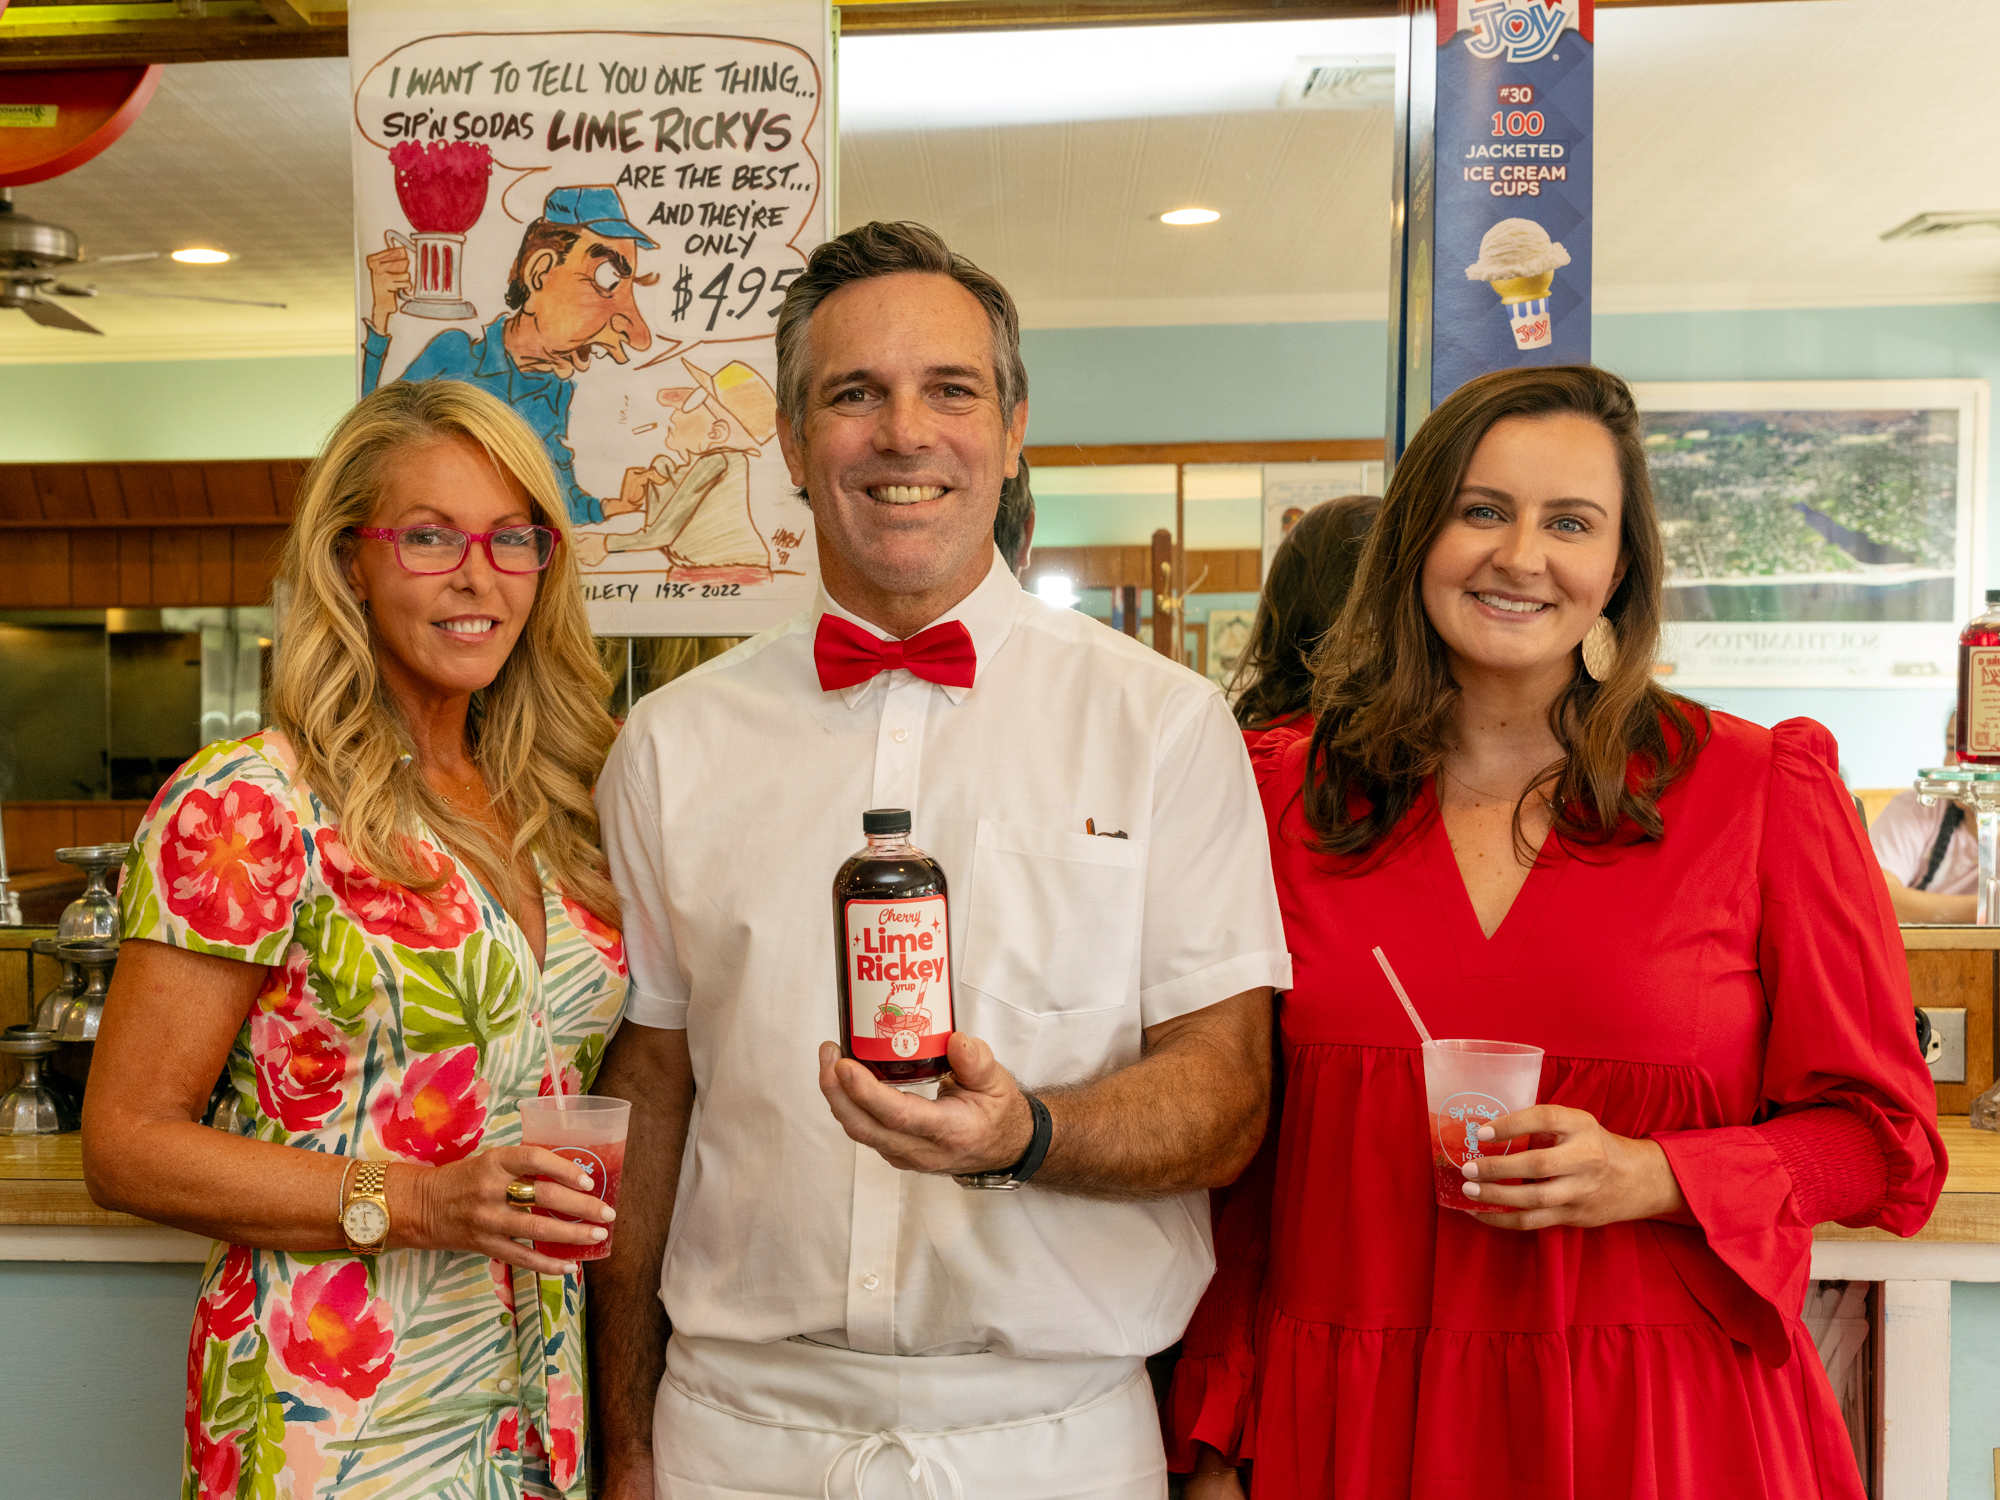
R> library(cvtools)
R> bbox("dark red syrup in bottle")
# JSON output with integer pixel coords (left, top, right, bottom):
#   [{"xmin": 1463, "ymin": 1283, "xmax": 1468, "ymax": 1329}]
[
  {"xmin": 1958, "ymin": 589, "xmax": 2000, "ymax": 766},
  {"xmin": 833, "ymin": 808, "xmax": 954, "ymax": 1085}
]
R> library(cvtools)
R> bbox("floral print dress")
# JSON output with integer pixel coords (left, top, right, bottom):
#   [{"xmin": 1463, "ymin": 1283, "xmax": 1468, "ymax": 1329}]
[{"xmin": 119, "ymin": 734, "xmax": 629, "ymax": 1500}]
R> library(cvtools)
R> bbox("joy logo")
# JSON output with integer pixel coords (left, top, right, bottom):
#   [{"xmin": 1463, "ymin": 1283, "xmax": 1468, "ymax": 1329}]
[
  {"xmin": 1465, "ymin": 0, "xmax": 1578, "ymax": 64},
  {"xmin": 1434, "ymin": 1092, "xmax": 1518, "ymax": 1167}
]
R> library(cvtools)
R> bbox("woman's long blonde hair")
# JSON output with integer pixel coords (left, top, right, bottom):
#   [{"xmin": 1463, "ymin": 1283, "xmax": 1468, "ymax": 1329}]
[{"xmin": 270, "ymin": 380, "xmax": 619, "ymax": 925}]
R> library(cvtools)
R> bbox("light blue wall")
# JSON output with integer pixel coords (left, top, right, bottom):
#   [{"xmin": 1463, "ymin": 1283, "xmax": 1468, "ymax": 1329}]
[
  {"xmin": 0, "ymin": 1261, "xmax": 204, "ymax": 1498},
  {"xmin": 1952, "ymin": 1282, "xmax": 2000, "ymax": 1500},
  {"xmin": 2, "ymin": 302, "xmax": 1994, "ymax": 783}
]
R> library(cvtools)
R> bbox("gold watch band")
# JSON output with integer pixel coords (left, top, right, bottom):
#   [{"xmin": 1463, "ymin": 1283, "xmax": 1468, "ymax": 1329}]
[{"xmin": 341, "ymin": 1161, "xmax": 390, "ymax": 1254}]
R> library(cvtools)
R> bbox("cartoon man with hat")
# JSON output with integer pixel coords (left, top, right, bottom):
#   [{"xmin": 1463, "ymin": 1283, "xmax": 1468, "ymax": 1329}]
[
  {"xmin": 363, "ymin": 183, "xmax": 662, "ymax": 524},
  {"xmin": 573, "ymin": 356, "xmax": 779, "ymax": 578}
]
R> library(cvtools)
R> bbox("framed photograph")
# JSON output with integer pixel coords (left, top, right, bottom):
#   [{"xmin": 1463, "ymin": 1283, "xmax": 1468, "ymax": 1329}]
[
  {"xmin": 1633, "ymin": 380, "xmax": 1988, "ymax": 689},
  {"xmin": 1206, "ymin": 608, "xmax": 1257, "ymax": 691}
]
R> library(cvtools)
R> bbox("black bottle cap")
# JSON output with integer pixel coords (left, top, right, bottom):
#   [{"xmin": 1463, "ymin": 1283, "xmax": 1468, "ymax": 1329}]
[
  {"xmin": 862, "ymin": 808, "xmax": 912, "ymax": 837},
  {"xmin": 1988, "ymin": 589, "xmax": 2000, "ymax": 604}
]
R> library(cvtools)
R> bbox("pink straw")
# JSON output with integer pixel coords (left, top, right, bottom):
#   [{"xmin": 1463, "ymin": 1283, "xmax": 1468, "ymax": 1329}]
[{"xmin": 1371, "ymin": 946, "xmax": 1435, "ymax": 1046}]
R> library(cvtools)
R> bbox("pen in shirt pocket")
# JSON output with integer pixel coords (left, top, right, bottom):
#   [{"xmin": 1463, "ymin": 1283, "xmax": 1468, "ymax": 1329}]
[{"xmin": 1084, "ymin": 818, "xmax": 1128, "ymax": 839}]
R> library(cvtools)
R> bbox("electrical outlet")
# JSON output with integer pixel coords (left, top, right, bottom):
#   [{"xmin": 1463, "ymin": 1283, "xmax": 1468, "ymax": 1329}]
[{"xmin": 1921, "ymin": 1007, "xmax": 1966, "ymax": 1084}]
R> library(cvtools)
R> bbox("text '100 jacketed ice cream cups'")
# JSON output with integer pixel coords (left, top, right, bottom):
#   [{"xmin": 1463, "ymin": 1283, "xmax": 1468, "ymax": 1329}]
[
  {"xmin": 1465, "ymin": 217, "xmax": 1570, "ymax": 352},
  {"xmin": 518, "ymin": 1095, "xmax": 630, "ymax": 1263},
  {"xmin": 1422, "ymin": 1039, "xmax": 1543, "ymax": 1212}
]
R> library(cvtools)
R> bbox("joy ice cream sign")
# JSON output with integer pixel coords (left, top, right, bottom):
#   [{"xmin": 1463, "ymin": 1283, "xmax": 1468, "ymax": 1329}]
[{"xmin": 1389, "ymin": 0, "xmax": 1594, "ymax": 451}]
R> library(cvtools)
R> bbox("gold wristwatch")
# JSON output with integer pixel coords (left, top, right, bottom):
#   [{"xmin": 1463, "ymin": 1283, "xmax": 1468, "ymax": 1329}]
[{"xmin": 340, "ymin": 1161, "xmax": 390, "ymax": 1255}]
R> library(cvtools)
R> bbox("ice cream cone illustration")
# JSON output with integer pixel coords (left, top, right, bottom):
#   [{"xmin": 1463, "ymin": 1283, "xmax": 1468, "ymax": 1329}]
[{"xmin": 1465, "ymin": 218, "xmax": 1569, "ymax": 352}]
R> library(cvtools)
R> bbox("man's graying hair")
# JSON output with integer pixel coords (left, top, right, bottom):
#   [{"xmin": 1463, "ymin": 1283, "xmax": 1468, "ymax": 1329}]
[{"xmin": 775, "ymin": 221, "xmax": 1029, "ymax": 431}]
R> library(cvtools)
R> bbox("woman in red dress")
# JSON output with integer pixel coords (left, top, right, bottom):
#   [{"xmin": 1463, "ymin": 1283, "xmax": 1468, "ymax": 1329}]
[{"xmin": 1171, "ymin": 365, "xmax": 1943, "ymax": 1499}]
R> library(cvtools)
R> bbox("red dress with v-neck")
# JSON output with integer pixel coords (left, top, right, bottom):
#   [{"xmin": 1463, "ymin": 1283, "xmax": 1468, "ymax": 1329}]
[{"xmin": 1172, "ymin": 712, "xmax": 1944, "ymax": 1499}]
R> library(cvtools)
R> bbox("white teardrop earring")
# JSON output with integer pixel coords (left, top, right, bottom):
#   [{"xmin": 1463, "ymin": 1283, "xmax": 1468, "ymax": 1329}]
[{"xmin": 1581, "ymin": 614, "xmax": 1618, "ymax": 681}]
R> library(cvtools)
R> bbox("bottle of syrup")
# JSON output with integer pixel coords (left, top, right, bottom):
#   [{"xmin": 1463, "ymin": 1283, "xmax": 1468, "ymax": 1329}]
[
  {"xmin": 833, "ymin": 809, "xmax": 954, "ymax": 1084},
  {"xmin": 1959, "ymin": 589, "xmax": 2000, "ymax": 765}
]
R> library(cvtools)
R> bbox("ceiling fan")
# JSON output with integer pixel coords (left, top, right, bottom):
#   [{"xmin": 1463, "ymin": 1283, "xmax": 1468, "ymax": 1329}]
[{"xmin": 0, "ymin": 187, "xmax": 287, "ymax": 336}]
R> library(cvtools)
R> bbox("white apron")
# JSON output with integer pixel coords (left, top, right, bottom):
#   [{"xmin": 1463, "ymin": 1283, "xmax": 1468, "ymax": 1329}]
[{"xmin": 652, "ymin": 1333, "xmax": 1169, "ymax": 1500}]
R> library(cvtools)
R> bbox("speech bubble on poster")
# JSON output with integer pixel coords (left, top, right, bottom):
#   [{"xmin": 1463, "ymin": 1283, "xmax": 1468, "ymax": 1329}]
[{"xmin": 352, "ymin": 30, "xmax": 823, "ymax": 369}]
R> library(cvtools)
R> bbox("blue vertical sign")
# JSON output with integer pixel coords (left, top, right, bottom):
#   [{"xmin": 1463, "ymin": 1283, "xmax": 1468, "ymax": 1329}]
[{"xmin": 1387, "ymin": 0, "xmax": 1593, "ymax": 463}]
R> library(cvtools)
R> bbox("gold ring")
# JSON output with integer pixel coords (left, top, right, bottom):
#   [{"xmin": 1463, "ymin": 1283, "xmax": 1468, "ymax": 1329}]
[{"xmin": 505, "ymin": 1179, "xmax": 537, "ymax": 1209}]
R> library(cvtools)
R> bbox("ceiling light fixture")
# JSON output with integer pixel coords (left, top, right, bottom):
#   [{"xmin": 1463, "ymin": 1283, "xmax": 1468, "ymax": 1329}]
[
  {"xmin": 1160, "ymin": 208, "xmax": 1221, "ymax": 226},
  {"xmin": 171, "ymin": 248, "xmax": 230, "ymax": 264}
]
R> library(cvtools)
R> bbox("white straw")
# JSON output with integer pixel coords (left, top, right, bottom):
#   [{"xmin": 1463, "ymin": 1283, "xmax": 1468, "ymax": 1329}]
[
  {"xmin": 536, "ymin": 1009, "xmax": 568, "ymax": 1109},
  {"xmin": 1371, "ymin": 946, "xmax": 1435, "ymax": 1047}
]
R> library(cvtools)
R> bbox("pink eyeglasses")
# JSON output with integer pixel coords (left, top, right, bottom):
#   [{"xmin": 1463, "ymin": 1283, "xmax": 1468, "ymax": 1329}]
[{"xmin": 352, "ymin": 524, "xmax": 561, "ymax": 575}]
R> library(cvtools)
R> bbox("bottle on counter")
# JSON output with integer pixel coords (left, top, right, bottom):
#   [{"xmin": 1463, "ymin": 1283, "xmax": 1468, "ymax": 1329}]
[
  {"xmin": 833, "ymin": 808, "xmax": 954, "ymax": 1084},
  {"xmin": 1959, "ymin": 588, "xmax": 2000, "ymax": 765}
]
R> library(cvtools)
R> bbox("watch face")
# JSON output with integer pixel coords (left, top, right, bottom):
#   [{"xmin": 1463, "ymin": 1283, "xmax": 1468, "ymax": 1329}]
[{"xmin": 343, "ymin": 1199, "xmax": 389, "ymax": 1243}]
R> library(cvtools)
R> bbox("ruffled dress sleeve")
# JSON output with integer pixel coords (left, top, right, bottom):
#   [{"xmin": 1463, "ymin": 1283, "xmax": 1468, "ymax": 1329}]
[
  {"xmin": 1652, "ymin": 717, "xmax": 1946, "ymax": 1366},
  {"xmin": 119, "ymin": 735, "xmax": 312, "ymax": 967},
  {"xmin": 1165, "ymin": 722, "xmax": 1309, "ymax": 1470}
]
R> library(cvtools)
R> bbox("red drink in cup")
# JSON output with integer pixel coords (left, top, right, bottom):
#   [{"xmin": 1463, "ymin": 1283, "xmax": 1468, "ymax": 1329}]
[
  {"xmin": 1421, "ymin": 1039, "xmax": 1544, "ymax": 1213},
  {"xmin": 518, "ymin": 1095, "xmax": 630, "ymax": 1263}
]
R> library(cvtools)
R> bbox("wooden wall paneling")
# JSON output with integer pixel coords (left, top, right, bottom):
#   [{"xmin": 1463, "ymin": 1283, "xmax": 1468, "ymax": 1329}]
[
  {"xmin": 4, "ymin": 806, "xmax": 69, "ymax": 872},
  {"xmin": 1912, "ymin": 948, "xmax": 1994, "ymax": 1115},
  {"xmin": 13, "ymin": 531, "xmax": 71, "ymax": 607},
  {"xmin": 152, "ymin": 528, "xmax": 203, "ymax": 606},
  {"xmin": 71, "ymin": 805, "xmax": 127, "ymax": 846},
  {"xmin": 68, "ymin": 530, "xmax": 120, "ymax": 608},
  {"xmin": 204, "ymin": 462, "xmax": 278, "ymax": 519},
  {"xmin": 231, "ymin": 527, "xmax": 282, "ymax": 605},
  {"xmin": 169, "ymin": 463, "xmax": 212, "ymax": 519},
  {"xmin": 116, "ymin": 529, "xmax": 152, "ymax": 605},
  {"xmin": 32, "ymin": 466, "xmax": 92, "ymax": 522},
  {"xmin": 0, "ymin": 467, "xmax": 40, "ymax": 521},
  {"xmin": 269, "ymin": 459, "xmax": 307, "ymax": 519},
  {"xmin": 115, "ymin": 464, "xmax": 180, "ymax": 520},
  {"xmin": 81, "ymin": 466, "xmax": 127, "ymax": 520},
  {"xmin": 198, "ymin": 529, "xmax": 233, "ymax": 602},
  {"xmin": 118, "ymin": 804, "xmax": 147, "ymax": 839}
]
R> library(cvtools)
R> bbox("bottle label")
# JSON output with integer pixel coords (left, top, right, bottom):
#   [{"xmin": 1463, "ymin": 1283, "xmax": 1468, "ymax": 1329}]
[
  {"xmin": 1971, "ymin": 648, "xmax": 2000, "ymax": 755},
  {"xmin": 843, "ymin": 895, "xmax": 952, "ymax": 1062}
]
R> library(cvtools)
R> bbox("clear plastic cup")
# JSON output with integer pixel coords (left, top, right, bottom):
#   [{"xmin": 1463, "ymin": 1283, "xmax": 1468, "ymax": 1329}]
[
  {"xmin": 518, "ymin": 1095, "xmax": 630, "ymax": 1262},
  {"xmin": 1422, "ymin": 1039, "xmax": 1544, "ymax": 1213}
]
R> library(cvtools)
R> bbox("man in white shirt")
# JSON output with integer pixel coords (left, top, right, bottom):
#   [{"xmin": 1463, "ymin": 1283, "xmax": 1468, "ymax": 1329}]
[
  {"xmin": 1872, "ymin": 717, "xmax": 1975, "ymax": 923},
  {"xmin": 588, "ymin": 221, "xmax": 1290, "ymax": 1499}
]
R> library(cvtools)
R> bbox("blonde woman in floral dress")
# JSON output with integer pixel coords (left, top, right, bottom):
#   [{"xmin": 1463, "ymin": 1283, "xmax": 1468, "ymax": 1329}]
[{"xmin": 83, "ymin": 380, "xmax": 630, "ymax": 1500}]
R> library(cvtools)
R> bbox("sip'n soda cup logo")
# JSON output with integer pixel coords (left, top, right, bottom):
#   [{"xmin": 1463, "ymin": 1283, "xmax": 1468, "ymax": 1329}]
[
  {"xmin": 1465, "ymin": 0, "xmax": 1581, "ymax": 64},
  {"xmin": 1434, "ymin": 1092, "xmax": 1522, "ymax": 1168}
]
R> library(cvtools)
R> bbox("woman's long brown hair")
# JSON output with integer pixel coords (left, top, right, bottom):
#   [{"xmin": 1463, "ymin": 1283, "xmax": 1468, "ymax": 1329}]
[
  {"xmin": 1302, "ymin": 365, "xmax": 1705, "ymax": 857},
  {"xmin": 1232, "ymin": 493, "xmax": 1381, "ymax": 732}
]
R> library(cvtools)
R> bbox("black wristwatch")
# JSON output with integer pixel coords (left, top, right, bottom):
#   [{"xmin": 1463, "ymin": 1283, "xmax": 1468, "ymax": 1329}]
[{"xmin": 954, "ymin": 1091, "xmax": 1052, "ymax": 1191}]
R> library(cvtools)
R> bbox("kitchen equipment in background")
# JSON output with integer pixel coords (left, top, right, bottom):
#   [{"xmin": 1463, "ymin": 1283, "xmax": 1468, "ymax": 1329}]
[
  {"xmin": 32, "ymin": 937, "xmax": 82, "ymax": 1032},
  {"xmin": 168, "ymin": 606, "xmax": 271, "ymax": 745},
  {"xmin": 54, "ymin": 844, "xmax": 126, "ymax": 944},
  {"xmin": 50, "ymin": 942, "xmax": 117, "ymax": 1043},
  {"xmin": 0, "ymin": 1027, "xmax": 80, "ymax": 1135}
]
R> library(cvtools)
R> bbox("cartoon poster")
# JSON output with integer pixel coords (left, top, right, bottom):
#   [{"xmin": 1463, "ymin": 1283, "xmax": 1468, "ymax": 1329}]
[
  {"xmin": 1431, "ymin": 0, "xmax": 1591, "ymax": 408},
  {"xmin": 347, "ymin": 0, "xmax": 828, "ymax": 636}
]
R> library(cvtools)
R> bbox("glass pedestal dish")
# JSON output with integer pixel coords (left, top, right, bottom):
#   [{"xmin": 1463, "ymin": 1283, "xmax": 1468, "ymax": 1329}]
[{"xmin": 0, "ymin": 1027, "xmax": 80, "ymax": 1134}]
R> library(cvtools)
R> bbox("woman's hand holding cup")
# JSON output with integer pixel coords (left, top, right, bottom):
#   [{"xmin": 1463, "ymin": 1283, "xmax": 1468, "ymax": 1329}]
[
  {"xmin": 398, "ymin": 1145, "xmax": 613, "ymax": 1274},
  {"xmin": 1458, "ymin": 1103, "xmax": 1687, "ymax": 1230}
]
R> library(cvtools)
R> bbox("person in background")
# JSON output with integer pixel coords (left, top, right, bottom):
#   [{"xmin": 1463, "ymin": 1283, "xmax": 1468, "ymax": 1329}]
[
  {"xmin": 1874, "ymin": 712, "xmax": 1976, "ymax": 923},
  {"xmin": 1228, "ymin": 493, "xmax": 1380, "ymax": 744},
  {"xmin": 1172, "ymin": 364, "xmax": 1942, "ymax": 1500},
  {"xmin": 994, "ymin": 450, "xmax": 1036, "ymax": 577},
  {"xmin": 587, "ymin": 220, "xmax": 1288, "ymax": 1499},
  {"xmin": 84, "ymin": 380, "xmax": 630, "ymax": 1498}
]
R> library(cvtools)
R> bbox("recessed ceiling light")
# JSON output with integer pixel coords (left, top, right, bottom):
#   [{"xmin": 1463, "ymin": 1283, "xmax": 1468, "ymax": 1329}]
[
  {"xmin": 1160, "ymin": 208, "xmax": 1221, "ymax": 226},
  {"xmin": 172, "ymin": 248, "xmax": 230, "ymax": 265}
]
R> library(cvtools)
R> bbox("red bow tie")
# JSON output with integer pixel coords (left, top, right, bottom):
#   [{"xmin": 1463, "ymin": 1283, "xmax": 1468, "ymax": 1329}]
[{"xmin": 814, "ymin": 613, "xmax": 977, "ymax": 692}]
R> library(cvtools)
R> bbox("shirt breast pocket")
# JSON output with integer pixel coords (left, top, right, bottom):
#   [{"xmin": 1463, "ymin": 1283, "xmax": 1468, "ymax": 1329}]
[{"xmin": 959, "ymin": 819, "xmax": 1147, "ymax": 1017}]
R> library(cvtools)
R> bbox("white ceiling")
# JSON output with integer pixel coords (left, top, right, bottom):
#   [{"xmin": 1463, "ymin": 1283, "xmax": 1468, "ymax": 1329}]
[{"xmin": 3, "ymin": 0, "xmax": 1998, "ymax": 363}]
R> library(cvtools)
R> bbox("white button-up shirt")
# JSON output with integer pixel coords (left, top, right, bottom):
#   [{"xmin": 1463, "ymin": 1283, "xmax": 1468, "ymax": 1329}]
[{"xmin": 598, "ymin": 549, "xmax": 1290, "ymax": 1359}]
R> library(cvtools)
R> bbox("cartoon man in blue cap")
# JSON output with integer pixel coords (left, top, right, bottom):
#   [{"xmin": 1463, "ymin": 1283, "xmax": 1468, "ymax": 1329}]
[{"xmin": 363, "ymin": 184, "xmax": 659, "ymax": 524}]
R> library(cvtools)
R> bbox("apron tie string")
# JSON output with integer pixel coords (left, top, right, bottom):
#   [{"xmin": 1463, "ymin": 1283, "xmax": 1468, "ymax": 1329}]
[{"xmin": 824, "ymin": 1429, "xmax": 965, "ymax": 1500}]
